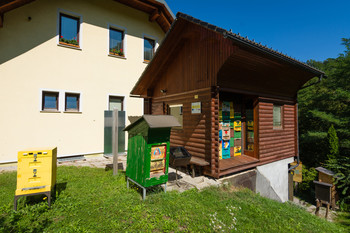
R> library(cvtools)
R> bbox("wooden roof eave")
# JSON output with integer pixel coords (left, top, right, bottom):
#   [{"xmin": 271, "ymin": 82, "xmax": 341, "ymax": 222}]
[
  {"xmin": 114, "ymin": 0, "xmax": 174, "ymax": 32},
  {"xmin": 216, "ymin": 46, "xmax": 317, "ymax": 99},
  {"xmin": 0, "ymin": 0, "xmax": 34, "ymax": 28},
  {"xmin": 0, "ymin": 0, "xmax": 174, "ymax": 31}
]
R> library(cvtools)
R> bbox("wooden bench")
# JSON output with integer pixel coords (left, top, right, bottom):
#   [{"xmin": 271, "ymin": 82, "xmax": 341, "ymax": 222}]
[{"xmin": 189, "ymin": 157, "xmax": 209, "ymax": 178}]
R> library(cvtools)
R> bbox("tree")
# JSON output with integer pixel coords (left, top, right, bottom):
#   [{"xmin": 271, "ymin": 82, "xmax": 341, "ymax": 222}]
[
  {"xmin": 327, "ymin": 124, "xmax": 339, "ymax": 161},
  {"xmin": 298, "ymin": 38, "xmax": 350, "ymax": 210},
  {"xmin": 298, "ymin": 38, "xmax": 350, "ymax": 167}
]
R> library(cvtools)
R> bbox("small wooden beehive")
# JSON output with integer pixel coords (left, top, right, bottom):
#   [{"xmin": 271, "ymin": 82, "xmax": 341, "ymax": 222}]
[
  {"xmin": 124, "ymin": 115, "xmax": 180, "ymax": 188},
  {"xmin": 315, "ymin": 166, "xmax": 337, "ymax": 210}
]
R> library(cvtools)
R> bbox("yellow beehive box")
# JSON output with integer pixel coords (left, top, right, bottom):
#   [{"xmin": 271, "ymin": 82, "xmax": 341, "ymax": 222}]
[{"xmin": 15, "ymin": 147, "xmax": 57, "ymax": 196}]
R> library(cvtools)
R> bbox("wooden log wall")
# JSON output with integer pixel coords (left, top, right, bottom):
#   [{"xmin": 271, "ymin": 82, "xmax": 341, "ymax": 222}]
[
  {"xmin": 208, "ymin": 87, "xmax": 219, "ymax": 177},
  {"xmin": 151, "ymin": 88, "xmax": 214, "ymax": 172},
  {"xmin": 258, "ymin": 100, "xmax": 297, "ymax": 162}
]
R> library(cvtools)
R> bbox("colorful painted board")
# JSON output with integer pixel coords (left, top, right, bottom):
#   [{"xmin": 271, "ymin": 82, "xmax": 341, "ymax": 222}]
[
  {"xmin": 234, "ymin": 146, "xmax": 241, "ymax": 156},
  {"xmin": 222, "ymin": 126, "xmax": 230, "ymax": 140},
  {"xmin": 151, "ymin": 145, "xmax": 166, "ymax": 160},
  {"xmin": 234, "ymin": 120, "xmax": 242, "ymax": 132},
  {"xmin": 222, "ymin": 140, "xmax": 230, "ymax": 159},
  {"xmin": 247, "ymin": 120, "xmax": 254, "ymax": 131}
]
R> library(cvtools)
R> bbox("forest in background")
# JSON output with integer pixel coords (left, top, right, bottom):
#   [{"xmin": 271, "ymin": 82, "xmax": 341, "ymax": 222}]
[{"xmin": 298, "ymin": 38, "xmax": 350, "ymax": 210}]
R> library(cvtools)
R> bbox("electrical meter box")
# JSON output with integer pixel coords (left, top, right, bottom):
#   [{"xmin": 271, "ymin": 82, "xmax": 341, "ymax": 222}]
[
  {"xmin": 124, "ymin": 115, "xmax": 180, "ymax": 190},
  {"xmin": 14, "ymin": 147, "xmax": 57, "ymax": 210}
]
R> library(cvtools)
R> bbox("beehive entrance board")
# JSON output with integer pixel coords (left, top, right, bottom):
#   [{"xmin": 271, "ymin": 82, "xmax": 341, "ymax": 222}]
[
  {"xmin": 150, "ymin": 145, "xmax": 166, "ymax": 178},
  {"xmin": 14, "ymin": 147, "xmax": 57, "ymax": 210}
]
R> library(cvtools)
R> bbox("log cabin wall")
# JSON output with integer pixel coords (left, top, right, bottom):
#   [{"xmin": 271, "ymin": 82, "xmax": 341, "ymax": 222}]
[
  {"xmin": 151, "ymin": 88, "xmax": 219, "ymax": 176},
  {"xmin": 258, "ymin": 98, "xmax": 297, "ymax": 163}
]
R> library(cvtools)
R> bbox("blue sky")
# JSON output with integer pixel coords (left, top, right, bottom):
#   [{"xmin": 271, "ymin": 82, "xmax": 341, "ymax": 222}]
[{"xmin": 166, "ymin": 0, "xmax": 350, "ymax": 62}]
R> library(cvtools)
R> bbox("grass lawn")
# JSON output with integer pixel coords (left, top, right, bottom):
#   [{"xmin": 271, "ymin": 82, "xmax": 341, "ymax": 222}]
[{"xmin": 0, "ymin": 166, "xmax": 347, "ymax": 232}]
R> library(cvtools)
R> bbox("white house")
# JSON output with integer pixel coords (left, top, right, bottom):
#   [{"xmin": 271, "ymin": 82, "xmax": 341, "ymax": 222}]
[{"xmin": 0, "ymin": 0, "xmax": 174, "ymax": 163}]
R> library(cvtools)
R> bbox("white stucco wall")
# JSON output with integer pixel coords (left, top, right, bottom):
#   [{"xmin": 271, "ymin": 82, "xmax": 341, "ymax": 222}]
[
  {"xmin": 0, "ymin": 0, "xmax": 166, "ymax": 162},
  {"xmin": 256, "ymin": 157, "xmax": 294, "ymax": 202}
]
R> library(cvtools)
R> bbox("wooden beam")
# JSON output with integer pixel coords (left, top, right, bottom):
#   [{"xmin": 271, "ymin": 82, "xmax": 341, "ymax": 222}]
[
  {"xmin": 157, "ymin": 11, "xmax": 170, "ymax": 32},
  {"xmin": 149, "ymin": 9, "xmax": 159, "ymax": 22}
]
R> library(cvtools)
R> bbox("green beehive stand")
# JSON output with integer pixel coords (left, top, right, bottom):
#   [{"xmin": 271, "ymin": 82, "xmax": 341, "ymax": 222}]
[{"xmin": 124, "ymin": 115, "xmax": 180, "ymax": 200}]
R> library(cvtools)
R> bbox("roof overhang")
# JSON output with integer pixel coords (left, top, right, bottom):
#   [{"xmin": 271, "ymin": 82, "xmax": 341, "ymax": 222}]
[
  {"xmin": 114, "ymin": 0, "xmax": 174, "ymax": 32},
  {"xmin": 131, "ymin": 13, "xmax": 325, "ymax": 98},
  {"xmin": 0, "ymin": 0, "xmax": 174, "ymax": 31},
  {"xmin": 0, "ymin": 0, "xmax": 35, "ymax": 27}
]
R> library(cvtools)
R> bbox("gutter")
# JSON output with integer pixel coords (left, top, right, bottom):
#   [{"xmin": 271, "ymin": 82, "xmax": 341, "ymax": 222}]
[{"xmin": 289, "ymin": 102, "xmax": 300, "ymax": 171}]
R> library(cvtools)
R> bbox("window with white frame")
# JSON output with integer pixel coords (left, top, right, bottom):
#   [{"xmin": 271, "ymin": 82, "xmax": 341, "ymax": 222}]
[
  {"xmin": 65, "ymin": 93, "xmax": 80, "ymax": 112},
  {"xmin": 42, "ymin": 91, "xmax": 59, "ymax": 111}
]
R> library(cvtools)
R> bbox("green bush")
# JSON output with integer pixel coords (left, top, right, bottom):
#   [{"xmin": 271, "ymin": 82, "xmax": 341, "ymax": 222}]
[
  {"xmin": 296, "ymin": 165, "xmax": 318, "ymax": 203},
  {"xmin": 327, "ymin": 156, "xmax": 350, "ymax": 211}
]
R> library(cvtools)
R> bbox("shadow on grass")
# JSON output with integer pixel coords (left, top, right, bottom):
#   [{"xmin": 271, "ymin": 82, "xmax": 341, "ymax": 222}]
[
  {"xmin": 127, "ymin": 180, "xmax": 165, "ymax": 200},
  {"xmin": 16, "ymin": 182, "xmax": 68, "ymax": 209},
  {"xmin": 105, "ymin": 162, "xmax": 124, "ymax": 171}
]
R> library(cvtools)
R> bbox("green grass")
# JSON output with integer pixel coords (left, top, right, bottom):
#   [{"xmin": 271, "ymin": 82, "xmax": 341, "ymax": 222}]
[{"xmin": 0, "ymin": 166, "xmax": 348, "ymax": 232}]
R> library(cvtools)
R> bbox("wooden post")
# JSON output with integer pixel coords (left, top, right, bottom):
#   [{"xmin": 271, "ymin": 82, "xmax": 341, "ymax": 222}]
[
  {"xmin": 315, "ymin": 199, "xmax": 320, "ymax": 216},
  {"xmin": 288, "ymin": 172, "xmax": 294, "ymax": 201},
  {"xmin": 325, "ymin": 203, "xmax": 330, "ymax": 219},
  {"xmin": 112, "ymin": 109, "xmax": 119, "ymax": 175}
]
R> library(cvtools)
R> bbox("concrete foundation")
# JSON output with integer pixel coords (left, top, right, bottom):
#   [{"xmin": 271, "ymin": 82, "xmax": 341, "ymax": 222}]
[
  {"xmin": 220, "ymin": 169, "xmax": 257, "ymax": 192},
  {"xmin": 256, "ymin": 157, "xmax": 294, "ymax": 202}
]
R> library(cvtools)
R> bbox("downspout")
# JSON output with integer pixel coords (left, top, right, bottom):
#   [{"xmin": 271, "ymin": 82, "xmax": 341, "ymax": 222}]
[
  {"xmin": 289, "ymin": 102, "xmax": 300, "ymax": 171},
  {"xmin": 289, "ymin": 74, "xmax": 324, "ymax": 171}
]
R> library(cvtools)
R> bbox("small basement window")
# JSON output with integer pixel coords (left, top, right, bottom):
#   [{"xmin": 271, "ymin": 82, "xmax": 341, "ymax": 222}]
[
  {"xmin": 273, "ymin": 105, "xmax": 282, "ymax": 128},
  {"xmin": 59, "ymin": 13, "xmax": 80, "ymax": 47},
  {"xmin": 169, "ymin": 104, "xmax": 183, "ymax": 129},
  {"xmin": 42, "ymin": 91, "xmax": 59, "ymax": 111},
  {"xmin": 65, "ymin": 93, "xmax": 80, "ymax": 112}
]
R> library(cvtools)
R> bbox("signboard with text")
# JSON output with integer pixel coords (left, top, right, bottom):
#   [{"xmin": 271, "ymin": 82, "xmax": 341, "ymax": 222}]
[{"xmin": 191, "ymin": 102, "xmax": 201, "ymax": 114}]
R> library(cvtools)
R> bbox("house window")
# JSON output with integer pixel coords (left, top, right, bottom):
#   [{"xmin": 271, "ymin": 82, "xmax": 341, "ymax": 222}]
[
  {"xmin": 273, "ymin": 105, "xmax": 282, "ymax": 128},
  {"xmin": 144, "ymin": 37, "xmax": 155, "ymax": 62},
  {"xmin": 42, "ymin": 91, "xmax": 59, "ymax": 111},
  {"xmin": 109, "ymin": 96, "xmax": 124, "ymax": 111},
  {"xmin": 59, "ymin": 13, "xmax": 80, "ymax": 47},
  {"xmin": 169, "ymin": 104, "xmax": 183, "ymax": 129},
  {"xmin": 65, "ymin": 93, "xmax": 80, "ymax": 112},
  {"xmin": 109, "ymin": 28, "xmax": 124, "ymax": 57}
]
